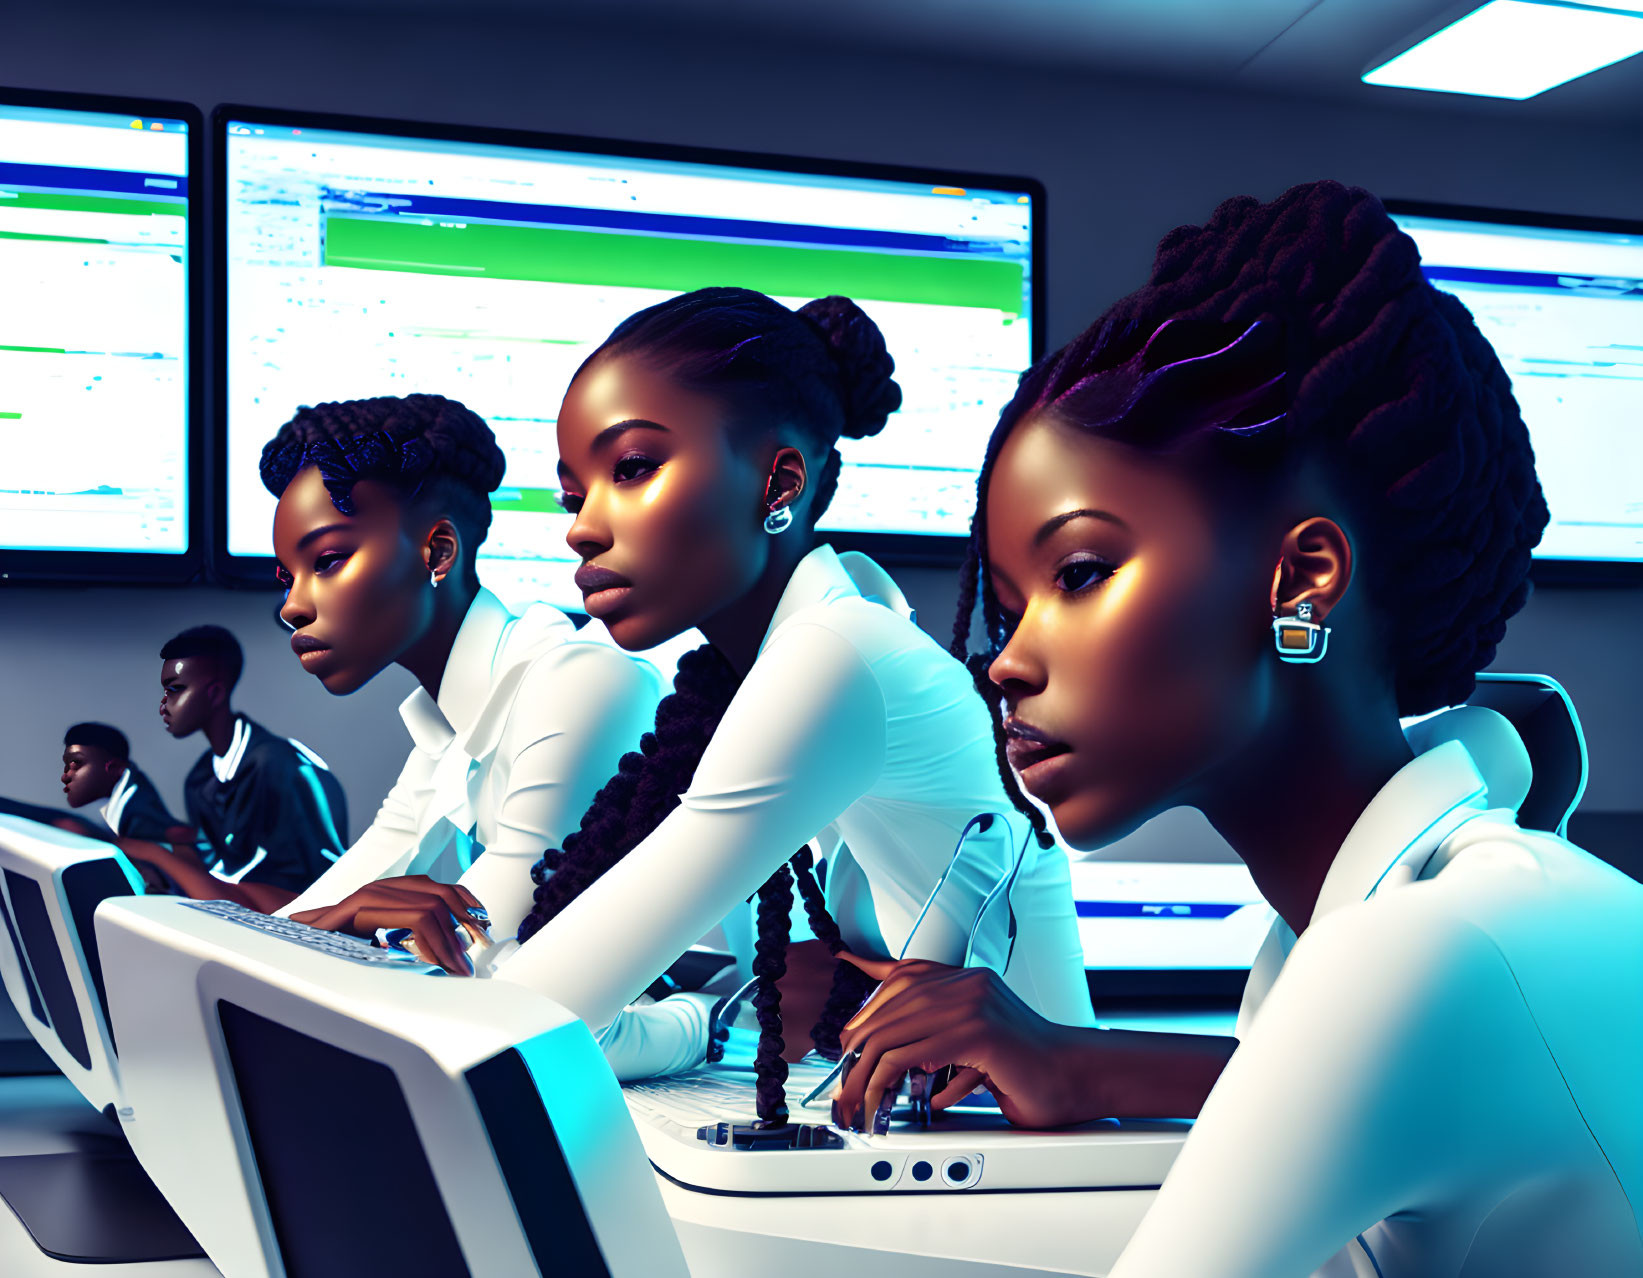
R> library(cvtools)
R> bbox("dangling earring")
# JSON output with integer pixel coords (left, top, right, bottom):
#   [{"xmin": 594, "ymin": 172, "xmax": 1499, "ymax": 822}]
[
  {"xmin": 429, "ymin": 568, "xmax": 440, "ymax": 590},
  {"xmin": 762, "ymin": 469, "xmax": 794, "ymax": 536},
  {"xmin": 1272, "ymin": 600, "xmax": 1330, "ymax": 664}
]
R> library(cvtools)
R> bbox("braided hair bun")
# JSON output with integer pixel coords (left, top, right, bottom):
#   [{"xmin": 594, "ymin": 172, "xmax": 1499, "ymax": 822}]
[
  {"xmin": 797, "ymin": 296, "xmax": 902, "ymax": 439},
  {"xmin": 586, "ymin": 286, "xmax": 903, "ymax": 524}
]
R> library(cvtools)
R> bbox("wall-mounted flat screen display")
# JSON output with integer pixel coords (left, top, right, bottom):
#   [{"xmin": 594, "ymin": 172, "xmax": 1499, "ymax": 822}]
[
  {"xmin": 0, "ymin": 90, "xmax": 198, "ymax": 579},
  {"xmin": 218, "ymin": 106, "xmax": 1040, "ymax": 607},
  {"xmin": 1389, "ymin": 202, "xmax": 1643, "ymax": 568}
]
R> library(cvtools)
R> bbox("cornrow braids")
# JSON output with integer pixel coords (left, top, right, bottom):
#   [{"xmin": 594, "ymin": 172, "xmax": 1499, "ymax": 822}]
[
  {"xmin": 952, "ymin": 180, "xmax": 1546, "ymax": 722},
  {"xmin": 258, "ymin": 393, "xmax": 506, "ymax": 558}
]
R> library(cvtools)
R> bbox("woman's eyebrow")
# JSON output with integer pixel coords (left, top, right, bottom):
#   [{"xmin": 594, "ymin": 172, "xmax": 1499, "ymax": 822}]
[
  {"xmin": 590, "ymin": 418, "xmax": 670, "ymax": 451},
  {"xmin": 1034, "ymin": 507, "xmax": 1127, "ymax": 546},
  {"xmin": 296, "ymin": 523, "xmax": 352, "ymax": 550}
]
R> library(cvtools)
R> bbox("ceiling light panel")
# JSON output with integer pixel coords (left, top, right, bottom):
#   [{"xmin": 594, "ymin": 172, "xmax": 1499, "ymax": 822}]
[{"xmin": 1363, "ymin": 0, "xmax": 1643, "ymax": 99}]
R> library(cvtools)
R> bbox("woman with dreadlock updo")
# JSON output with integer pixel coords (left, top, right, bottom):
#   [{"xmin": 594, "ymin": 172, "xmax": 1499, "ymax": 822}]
[
  {"xmin": 261, "ymin": 393, "xmax": 662, "ymax": 973},
  {"xmin": 832, "ymin": 182, "xmax": 1643, "ymax": 1277}
]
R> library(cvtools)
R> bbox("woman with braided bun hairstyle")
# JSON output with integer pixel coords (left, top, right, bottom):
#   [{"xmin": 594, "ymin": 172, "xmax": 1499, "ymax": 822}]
[
  {"xmin": 835, "ymin": 182, "xmax": 1643, "ymax": 1277},
  {"xmin": 481, "ymin": 287, "xmax": 1092, "ymax": 1114},
  {"xmin": 260, "ymin": 393, "xmax": 662, "ymax": 969}
]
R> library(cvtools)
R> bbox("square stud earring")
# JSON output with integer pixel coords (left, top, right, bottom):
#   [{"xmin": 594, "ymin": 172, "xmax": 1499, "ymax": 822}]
[{"xmin": 1272, "ymin": 600, "xmax": 1330, "ymax": 664}]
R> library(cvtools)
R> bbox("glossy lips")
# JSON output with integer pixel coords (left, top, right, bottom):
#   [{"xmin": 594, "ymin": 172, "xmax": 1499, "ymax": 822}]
[
  {"xmin": 1003, "ymin": 717, "xmax": 1072, "ymax": 789},
  {"xmin": 574, "ymin": 562, "xmax": 634, "ymax": 617}
]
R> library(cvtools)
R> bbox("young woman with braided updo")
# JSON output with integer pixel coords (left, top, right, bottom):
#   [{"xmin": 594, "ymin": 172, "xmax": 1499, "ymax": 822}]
[
  {"xmin": 258, "ymin": 393, "xmax": 662, "ymax": 971},
  {"xmin": 832, "ymin": 182, "xmax": 1643, "ymax": 1277},
  {"xmin": 455, "ymin": 286, "xmax": 1094, "ymax": 1117}
]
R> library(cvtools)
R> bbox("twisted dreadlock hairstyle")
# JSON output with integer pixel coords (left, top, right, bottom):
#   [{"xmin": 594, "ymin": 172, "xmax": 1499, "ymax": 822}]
[
  {"xmin": 954, "ymin": 180, "xmax": 1547, "ymax": 738},
  {"xmin": 258, "ymin": 393, "xmax": 507, "ymax": 569},
  {"xmin": 517, "ymin": 288, "xmax": 901, "ymax": 1124}
]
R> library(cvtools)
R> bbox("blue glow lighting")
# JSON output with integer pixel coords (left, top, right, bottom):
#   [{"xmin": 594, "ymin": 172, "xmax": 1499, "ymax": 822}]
[{"xmin": 1362, "ymin": 1, "xmax": 1643, "ymax": 99}]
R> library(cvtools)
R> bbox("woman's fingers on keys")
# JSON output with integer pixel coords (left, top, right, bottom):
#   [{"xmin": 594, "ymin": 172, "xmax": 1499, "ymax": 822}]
[
  {"xmin": 355, "ymin": 906, "xmax": 469, "ymax": 975},
  {"xmin": 389, "ymin": 878, "xmax": 490, "ymax": 943},
  {"xmin": 856, "ymin": 1044, "xmax": 937, "ymax": 1132}
]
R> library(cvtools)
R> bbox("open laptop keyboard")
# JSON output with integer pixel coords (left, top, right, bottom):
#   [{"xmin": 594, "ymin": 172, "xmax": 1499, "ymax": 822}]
[
  {"xmin": 624, "ymin": 1059, "xmax": 837, "ymax": 1128},
  {"xmin": 180, "ymin": 899, "xmax": 441, "ymax": 971}
]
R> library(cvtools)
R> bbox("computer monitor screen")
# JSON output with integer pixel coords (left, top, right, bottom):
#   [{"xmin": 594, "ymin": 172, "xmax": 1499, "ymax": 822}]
[
  {"xmin": 216, "ymin": 1001, "xmax": 472, "ymax": 1278},
  {"xmin": 1387, "ymin": 203, "xmax": 1643, "ymax": 566},
  {"xmin": 220, "ymin": 107, "xmax": 1039, "ymax": 608},
  {"xmin": 0, "ymin": 92, "xmax": 195, "ymax": 572}
]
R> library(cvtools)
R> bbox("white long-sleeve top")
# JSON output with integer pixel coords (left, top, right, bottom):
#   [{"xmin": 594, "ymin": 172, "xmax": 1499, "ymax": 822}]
[
  {"xmin": 494, "ymin": 545, "xmax": 1095, "ymax": 1078},
  {"xmin": 1109, "ymin": 724, "xmax": 1643, "ymax": 1278},
  {"xmin": 282, "ymin": 587, "xmax": 662, "ymax": 939}
]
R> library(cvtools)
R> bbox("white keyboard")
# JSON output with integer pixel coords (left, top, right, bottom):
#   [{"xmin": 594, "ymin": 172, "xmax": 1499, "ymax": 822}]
[
  {"xmin": 623, "ymin": 1059, "xmax": 838, "ymax": 1129},
  {"xmin": 180, "ymin": 899, "xmax": 442, "ymax": 971}
]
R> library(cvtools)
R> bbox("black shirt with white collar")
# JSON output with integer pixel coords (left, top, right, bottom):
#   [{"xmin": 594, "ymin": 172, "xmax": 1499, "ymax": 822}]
[
  {"xmin": 183, "ymin": 717, "xmax": 350, "ymax": 894},
  {"xmin": 100, "ymin": 764, "xmax": 183, "ymax": 843}
]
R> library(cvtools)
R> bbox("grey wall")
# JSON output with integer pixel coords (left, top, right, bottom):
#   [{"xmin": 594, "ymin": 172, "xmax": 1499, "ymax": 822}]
[{"xmin": 2, "ymin": 3, "xmax": 1640, "ymax": 833}]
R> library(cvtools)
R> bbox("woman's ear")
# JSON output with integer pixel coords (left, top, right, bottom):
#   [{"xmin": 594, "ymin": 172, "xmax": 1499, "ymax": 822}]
[
  {"xmin": 1269, "ymin": 516, "xmax": 1353, "ymax": 623},
  {"xmin": 424, "ymin": 518, "xmax": 463, "ymax": 585},
  {"xmin": 764, "ymin": 445, "xmax": 809, "ymax": 516}
]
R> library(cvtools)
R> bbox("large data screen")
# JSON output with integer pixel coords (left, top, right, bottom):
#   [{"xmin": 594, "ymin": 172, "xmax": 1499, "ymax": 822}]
[
  {"xmin": 1392, "ymin": 211, "xmax": 1643, "ymax": 563},
  {"xmin": 0, "ymin": 104, "xmax": 190, "ymax": 555},
  {"xmin": 224, "ymin": 117, "xmax": 1034, "ymax": 607}
]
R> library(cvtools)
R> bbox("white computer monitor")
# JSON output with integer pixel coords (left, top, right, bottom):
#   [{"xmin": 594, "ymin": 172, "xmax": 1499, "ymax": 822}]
[
  {"xmin": 0, "ymin": 815, "xmax": 143, "ymax": 1112},
  {"xmin": 0, "ymin": 88, "xmax": 199, "ymax": 581},
  {"xmin": 215, "ymin": 104, "xmax": 1041, "ymax": 609},
  {"xmin": 1387, "ymin": 200, "xmax": 1643, "ymax": 573},
  {"xmin": 95, "ymin": 895, "xmax": 689, "ymax": 1278}
]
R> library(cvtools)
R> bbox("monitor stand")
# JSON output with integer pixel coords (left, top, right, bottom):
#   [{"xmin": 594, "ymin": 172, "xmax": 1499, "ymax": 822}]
[{"xmin": 0, "ymin": 1144, "xmax": 205, "ymax": 1263}]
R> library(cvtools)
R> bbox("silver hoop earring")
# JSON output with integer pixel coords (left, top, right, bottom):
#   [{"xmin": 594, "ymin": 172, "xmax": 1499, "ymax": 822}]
[{"xmin": 763, "ymin": 505, "xmax": 794, "ymax": 536}]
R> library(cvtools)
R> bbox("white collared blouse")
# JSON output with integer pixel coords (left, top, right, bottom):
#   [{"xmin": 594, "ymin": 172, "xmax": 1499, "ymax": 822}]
[
  {"xmin": 494, "ymin": 545, "xmax": 1095, "ymax": 1078},
  {"xmin": 282, "ymin": 588, "xmax": 662, "ymax": 938},
  {"xmin": 1109, "ymin": 727, "xmax": 1643, "ymax": 1278}
]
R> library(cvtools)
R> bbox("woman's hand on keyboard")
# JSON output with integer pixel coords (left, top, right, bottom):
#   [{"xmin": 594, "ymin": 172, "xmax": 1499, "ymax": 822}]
[
  {"xmin": 289, "ymin": 876, "xmax": 490, "ymax": 975},
  {"xmin": 832, "ymin": 954, "xmax": 1096, "ymax": 1131}
]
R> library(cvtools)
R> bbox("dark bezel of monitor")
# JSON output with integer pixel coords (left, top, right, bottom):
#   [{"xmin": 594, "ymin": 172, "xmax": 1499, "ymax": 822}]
[
  {"xmin": 0, "ymin": 85, "xmax": 203, "ymax": 586},
  {"xmin": 1385, "ymin": 197, "xmax": 1643, "ymax": 587},
  {"xmin": 209, "ymin": 101, "xmax": 1046, "ymax": 589}
]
